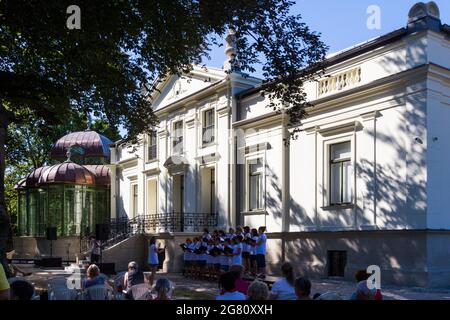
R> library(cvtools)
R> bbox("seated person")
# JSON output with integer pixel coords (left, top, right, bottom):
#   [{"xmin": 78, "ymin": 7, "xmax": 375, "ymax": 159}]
[
  {"xmin": 216, "ymin": 272, "xmax": 246, "ymax": 300},
  {"xmin": 350, "ymin": 269, "xmax": 382, "ymax": 300},
  {"xmin": 0, "ymin": 264, "xmax": 10, "ymax": 300},
  {"xmin": 83, "ymin": 264, "xmax": 112, "ymax": 291},
  {"xmin": 153, "ymin": 278, "xmax": 173, "ymax": 300},
  {"xmin": 269, "ymin": 262, "xmax": 296, "ymax": 300},
  {"xmin": 10, "ymin": 279, "xmax": 35, "ymax": 300},
  {"xmin": 230, "ymin": 265, "xmax": 250, "ymax": 295},
  {"xmin": 354, "ymin": 281, "xmax": 376, "ymax": 300},
  {"xmin": 123, "ymin": 261, "xmax": 145, "ymax": 291},
  {"xmin": 123, "ymin": 261, "xmax": 145, "ymax": 299},
  {"xmin": 247, "ymin": 280, "xmax": 269, "ymax": 300},
  {"xmin": 295, "ymin": 277, "xmax": 312, "ymax": 300}
]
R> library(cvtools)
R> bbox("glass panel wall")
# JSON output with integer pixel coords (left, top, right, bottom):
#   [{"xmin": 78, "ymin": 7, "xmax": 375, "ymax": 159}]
[{"xmin": 17, "ymin": 185, "xmax": 110, "ymax": 237}]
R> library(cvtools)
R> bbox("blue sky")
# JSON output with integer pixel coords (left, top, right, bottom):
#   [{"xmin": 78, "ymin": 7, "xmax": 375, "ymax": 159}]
[{"xmin": 205, "ymin": 0, "xmax": 450, "ymax": 77}]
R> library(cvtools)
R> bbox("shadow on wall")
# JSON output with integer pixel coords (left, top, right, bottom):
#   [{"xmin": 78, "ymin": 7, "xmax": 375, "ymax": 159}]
[{"xmin": 265, "ymin": 46, "xmax": 430, "ymax": 285}]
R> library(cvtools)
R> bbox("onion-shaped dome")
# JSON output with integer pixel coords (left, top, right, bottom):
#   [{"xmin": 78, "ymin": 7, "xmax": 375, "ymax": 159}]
[
  {"xmin": 25, "ymin": 166, "xmax": 52, "ymax": 188},
  {"xmin": 38, "ymin": 161, "xmax": 96, "ymax": 185},
  {"xmin": 50, "ymin": 130, "xmax": 113, "ymax": 161},
  {"xmin": 84, "ymin": 165, "xmax": 111, "ymax": 186}
]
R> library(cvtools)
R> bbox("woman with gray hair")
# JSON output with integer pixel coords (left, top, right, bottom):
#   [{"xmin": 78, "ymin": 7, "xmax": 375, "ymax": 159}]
[
  {"xmin": 123, "ymin": 261, "xmax": 145, "ymax": 291},
  {"xmin": 247, "ymin": 280, "xmax": 269, "ymax": 300}
]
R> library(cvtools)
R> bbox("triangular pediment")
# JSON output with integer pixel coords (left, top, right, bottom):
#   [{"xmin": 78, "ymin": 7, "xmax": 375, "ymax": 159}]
[{"xmin": 151, "ymin": 66, "xmax": 227, "ymax": 112}]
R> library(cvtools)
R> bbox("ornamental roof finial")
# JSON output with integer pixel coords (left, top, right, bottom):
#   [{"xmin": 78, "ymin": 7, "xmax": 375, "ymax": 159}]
[{"xmin": 223, "ymin": 28, "xmax": 239, "ymax": 72}]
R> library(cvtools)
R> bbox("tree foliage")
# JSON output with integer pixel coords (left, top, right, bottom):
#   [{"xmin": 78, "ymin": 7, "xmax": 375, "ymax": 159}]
[{"xmin": 0, "ymin": 0, "xmax": 327, "ymax": 247}]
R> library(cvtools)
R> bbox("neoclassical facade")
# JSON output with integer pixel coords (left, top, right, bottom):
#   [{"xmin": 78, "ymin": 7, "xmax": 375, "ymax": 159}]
[
  {"xmin": 111, "ymin": 2, "xmax": 450, "ymax": 286},
  {"xmin": 110, "ymin": 65, "xmax": 260, "ymax": 232}
]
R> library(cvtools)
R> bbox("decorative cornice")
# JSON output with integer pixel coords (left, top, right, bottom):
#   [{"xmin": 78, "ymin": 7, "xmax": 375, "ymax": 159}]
[
  {"xmin": 240, "ymin": 142, "xmax": 271, "ymax": 154},
  {"xmin": 317, "ymin": 121, "xmax": 362, "ymax": 137},
  {"xmin": 360, "ymin": 110, "xmax": 380, "ymax": 121},
  {"xmin": 142, "ymin": 167, "xmax": 161, "ymax": 175}
]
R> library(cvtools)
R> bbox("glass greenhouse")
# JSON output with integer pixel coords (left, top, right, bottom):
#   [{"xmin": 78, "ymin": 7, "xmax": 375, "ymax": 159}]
[{"xmin": 16, "ymin": 130, "xmax": 112, "ymax": 237}]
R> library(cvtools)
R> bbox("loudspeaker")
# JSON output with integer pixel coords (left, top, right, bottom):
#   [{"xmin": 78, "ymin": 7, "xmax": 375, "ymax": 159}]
[
  {"xmin": 36, "ymin": 257, "xmax": 62, "ymax": 268},
  {"xmin": 95, "ymin": 224, "xmax": 109, "ymax": 241},
  {"xmin": 46, "ymin": 227, "xmax": 57, "ymax": 241},
  {"xmin": 97, "ymin": 263, "xmax": 115, "ymax": 275}
]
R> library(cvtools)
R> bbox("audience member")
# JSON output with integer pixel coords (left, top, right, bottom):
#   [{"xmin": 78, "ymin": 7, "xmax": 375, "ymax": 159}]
[
  {"xmin": 270, "ymin": 262, "xmax": 296, "ymax": 300},
  {"xmin": 0, "ymin": 264, "xmax": 10, "ymax": 300},
  {"xmin": 230, "ymin": 265, "xmax": 250, "ymax": 295},
  {"xmin": 124, "ymin": 261, "xmax": 145, "ymax": 291},
  {"xmin": 10, "ymin": 279, "xmax": 34, "ymax": 300},
  {"xmin": 216, "ymin": 272, "xmax": 246, "ymax": 300},
  {"xmin": 247, "ymin": 280, "xmax": 269, "ymax": 300},
  {"xmin": 153, "ymin": 278, "xmax": 172, "ymax": 300},
  {"xmin": 295, "ymin": 277, "xmax": 312, "ymax": 300},
  {"xmin": 83, "ymin": 264, "xmax": 107, "ymax": 289}
]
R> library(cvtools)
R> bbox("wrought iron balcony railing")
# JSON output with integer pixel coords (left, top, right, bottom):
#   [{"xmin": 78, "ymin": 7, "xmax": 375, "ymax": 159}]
[{"xmin": 98, "ymin": 212, "xmax": 218, "ymax": 249}]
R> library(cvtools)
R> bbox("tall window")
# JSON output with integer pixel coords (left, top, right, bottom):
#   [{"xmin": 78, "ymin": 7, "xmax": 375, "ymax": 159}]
[
  {"xmin": 249, "ymin": 158, "xmax": 264, "ymax": 211},
  {"xmin": 172, "ymin": 121, "xmax": 183, "ymax": 154},
  {"xmin": 131, "ymin": 184, "xmax": 138, "ymax": 217},
  {"xmin": 147, "ymin": 131, "xmax": 157, "ymax": 161},
  {"xmin": 202, "ymin": 109, "xmax": 215, "ymax": 145},
  {"xmin": 329, "ymin": 142, "xmax": 353, "ymax": 205}
]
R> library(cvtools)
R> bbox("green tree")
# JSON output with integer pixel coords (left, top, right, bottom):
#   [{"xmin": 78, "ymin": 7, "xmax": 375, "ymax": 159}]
[{"xmin": 0, "ymin": 1, "xmax": 327, "ymax": 255}]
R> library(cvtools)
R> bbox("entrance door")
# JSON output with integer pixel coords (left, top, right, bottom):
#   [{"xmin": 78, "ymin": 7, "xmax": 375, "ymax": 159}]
[
  {"xmin": 173, "ymin": 174, "xmax": 185, "ymax": 231},
  {"xmin": 200, "ymin": 167, "xmax": 216, "ymax": 214}
]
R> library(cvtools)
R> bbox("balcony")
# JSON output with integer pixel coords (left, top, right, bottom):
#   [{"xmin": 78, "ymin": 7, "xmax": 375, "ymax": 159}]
[{"xmin": 104, "ymin": 212, "xmax": 218, "ymax": 245}]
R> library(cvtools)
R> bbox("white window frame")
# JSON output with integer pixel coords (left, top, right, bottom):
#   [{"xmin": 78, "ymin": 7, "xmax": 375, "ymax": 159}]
[
  {"xmin": 199, "ymin": 163, "xmax": 217, "ymax": 214},
  {"xmin": 201, "ymin": 108, "xmax": 216, "ymax": 147},
  {"xmin": 172, "ymin": 120, "xmax": 184, "ymax": 155},
  {"xmin": 146, "ymin": 130, "xmax": 158, "ymax": 162},
  {"xmin": 130, "ymin": 182, "xmax": 138, "ymax": 218},
  {"xmin": 146, "ymin": 176, "xmax": 158, "ymax": 215},
  {"xmin": 245, "ymin": 154, "xmax": 266, "ymax": 212},
  {"xmin": 323, "ymin": 135, "xmax": 355, "ymax": 207}
]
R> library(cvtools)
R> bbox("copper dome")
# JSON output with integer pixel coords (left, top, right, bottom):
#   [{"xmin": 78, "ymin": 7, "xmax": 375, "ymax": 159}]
[
  {"xmin": 25, "ymin": 166, "xmax": 52, "ymax": 188},
  {"xmin": 50, "ymin": 130, "xmax": 113, "ymax": 160},
  {"xmin": 84, "ymin": 165, "xmax": 111, "ymax": 186},
  {"xmin": 38, "ymin": 161, "xmax": 96, "ymax": 185}
]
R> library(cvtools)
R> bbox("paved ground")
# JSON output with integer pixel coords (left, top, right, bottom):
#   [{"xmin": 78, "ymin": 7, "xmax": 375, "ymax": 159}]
[{"xmin": 13, "ymin": 264, "xmax": 450, "ymax": 300}]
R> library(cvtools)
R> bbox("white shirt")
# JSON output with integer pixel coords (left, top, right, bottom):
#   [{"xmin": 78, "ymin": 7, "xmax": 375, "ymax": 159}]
[
  {"xmin": 186, "ymin": 243, "xmax": 195, "ymax": 261},
  {"xmin": 271, "ymin": 278, "xmax": 297, "ymax": 300},
  {"xmin": 221, "ymin": 245, "xmax": 232, "ymax": 266},
  {"xmin": 193, "ymin": 242, "xmax": 201, "ymax": 261},
  {"xmin": 242, "ymin": 233, "xmax": 251, "ymax": 253},
  {"xmin": 251, "ymin": 236, "xmax": 259, "ymax": 255},
  {"xmin": 216, "ymin": 291, "xmax": 246, "ymax": 300},
  {"xmin": 232, "ymin": 243, "xmax": 243, "ymax": 265},
  {"xmin": 256, "ymin": 233, "xmax": 267, "ymax": 255}
]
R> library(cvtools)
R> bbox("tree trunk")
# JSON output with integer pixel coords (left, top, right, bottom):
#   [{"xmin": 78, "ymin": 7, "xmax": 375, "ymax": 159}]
[{"xmin": 0, "ymin": 103, "xmax": 14, "ymax": 277}]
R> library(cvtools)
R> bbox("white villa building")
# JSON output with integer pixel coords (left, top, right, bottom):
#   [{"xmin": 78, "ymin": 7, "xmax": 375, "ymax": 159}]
[{"xmin": 109, "ymin": 2, "xmax": 450, "ymax": 286}]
